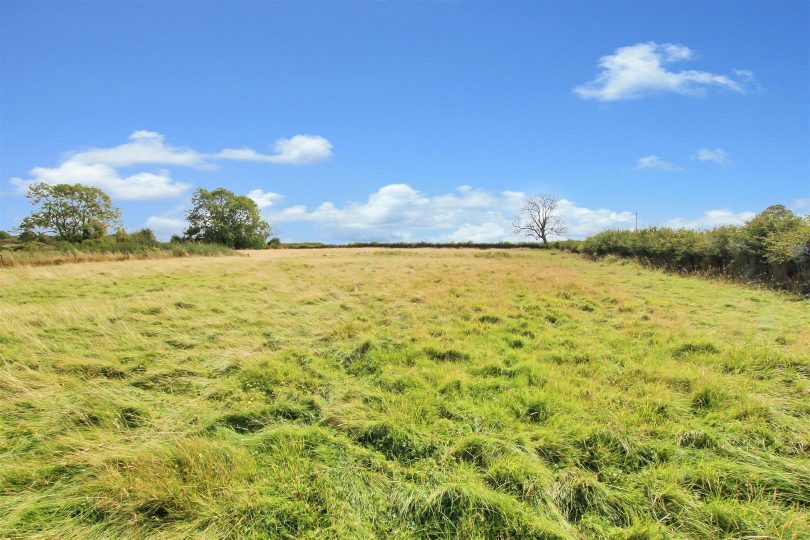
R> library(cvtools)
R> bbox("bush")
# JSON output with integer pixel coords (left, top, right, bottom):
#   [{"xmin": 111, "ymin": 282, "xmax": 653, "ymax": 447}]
[
  {"xmin": 0, "ymin": 235, "xmax": 235, "ymax": 267},
  {"xmin": 130, "ymin": 228, "xmax": 158, "ymax": 246},
  {"xmin": 583, "ymin": 206, "xmax": 810, "ymax": 293},
  {"xmin": 18, "ymin": 230, "xmax": 39, "ymax": 243}
]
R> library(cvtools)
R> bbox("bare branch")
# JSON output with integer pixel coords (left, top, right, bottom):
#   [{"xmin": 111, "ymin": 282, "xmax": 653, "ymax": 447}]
[{"xmin": 511, "ymin": 193, "xmax": 568, "ymax": 245}]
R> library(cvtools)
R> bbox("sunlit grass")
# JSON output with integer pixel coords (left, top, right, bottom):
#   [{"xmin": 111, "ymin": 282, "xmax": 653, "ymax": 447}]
[
  {"xmin": 1, "ymin": 249, "xmax": 808, "ymax": 538},
  {"xmin": 0, "ymin": 242, "xmax": 236, "ymax": 267}
]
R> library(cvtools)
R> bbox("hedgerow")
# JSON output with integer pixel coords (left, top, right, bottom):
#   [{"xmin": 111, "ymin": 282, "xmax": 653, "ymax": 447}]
[{"xmin": 583, "ymin": 205, "xmax": 810, "ymax": 292}]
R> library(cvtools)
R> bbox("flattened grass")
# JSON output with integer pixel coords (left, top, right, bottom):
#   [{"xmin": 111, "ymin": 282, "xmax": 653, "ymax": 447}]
[{"xmin": 1, "ymin": 249, "xmax": 808, "ymax": 538}]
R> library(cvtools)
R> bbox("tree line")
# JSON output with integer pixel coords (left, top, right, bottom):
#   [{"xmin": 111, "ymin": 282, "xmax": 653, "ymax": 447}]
[
  {"xmin": 5, "ymin": 183, "xmax": 809, "ymax": 292},
  {"xmin": 7, "ymin": 183, "xmax": 274, "ymax": 249}
]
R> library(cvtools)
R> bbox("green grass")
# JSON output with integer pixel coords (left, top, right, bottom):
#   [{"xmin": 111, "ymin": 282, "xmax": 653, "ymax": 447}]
[{"xmin": 1, "ymin": 248, "xmax": 808, "ymax": 539}]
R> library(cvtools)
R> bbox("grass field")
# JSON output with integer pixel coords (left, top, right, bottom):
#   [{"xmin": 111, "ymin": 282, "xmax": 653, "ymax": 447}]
[{"xmin": 1, "ymin": 249, "xmax": 808, "ymax": 539}]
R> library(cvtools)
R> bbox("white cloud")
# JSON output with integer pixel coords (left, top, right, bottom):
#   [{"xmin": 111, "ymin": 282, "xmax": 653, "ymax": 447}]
[
  {"xmin": 556, "ymin": 199, "xmax": 636, "ymax": 236},
  {"xmin": 635, "ymin": 155, "xmax": 682, "ymax": 171},
  {"xmin": 216, "ymin": 135, "xmax": 333, "ymax": 165},
  {"xmin": 441, "ymin": 222, "xmax": 509, "ymax": 243},
  {"xmin": 8, "ymin": 131, "xmax": 332, "ymax": 200},
  {"xmin": 143, "ymin": 204, "xmax": 189, "ymax": 239},
  {"xmin": 790, "ymin": 198, "xmax": 810, "ymax": 215},
  {"xmin": 693, "ymin": 147, "xmax": 730, "ymax": 166},
  {"xmin": 575, "ymin": 42, "xmax": 753, "ymax": 101},
  {"xmin": 144, "ymin": 216, "xmax": 186, "ymax": 238},
  {"xmin": 269, "ymin": 183, "xmax": 635, "ymax": 242},
  {"xmin": 215, "ymin": 148, "xmax": 271, "ymax": 161},
  {"xmin": 247, "ymin": 189, "xmax": 284, "ymax": 209},
  {"xmin": 666, "ymin": 209, "xmax": 755, "ymax": 229},
  {"xmin": 67, "ymin": 130, "xmax": 205, "ymax": 167},
  {"xmin": 272, "ymin": 184, "xmax": 432, "ymax": 235},
  {"xmin": 10, "ymin": 161, "xmax": 190, "ymax": 200}
]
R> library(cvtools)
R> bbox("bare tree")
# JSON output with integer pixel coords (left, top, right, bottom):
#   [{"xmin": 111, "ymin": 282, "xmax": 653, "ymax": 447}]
[{"xmin": 513, "ymin": 194, "xmax": 568, "ymax": 245}]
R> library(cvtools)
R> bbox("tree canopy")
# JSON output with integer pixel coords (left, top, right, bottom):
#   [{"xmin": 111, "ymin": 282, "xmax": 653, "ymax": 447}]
[
  {"xmin": 183, "ymin": 188, "xmax": 270, "ymax": 249},
  {"xmin": 18, "ymin": 183, "xmax": 121, "ymax": 243}
]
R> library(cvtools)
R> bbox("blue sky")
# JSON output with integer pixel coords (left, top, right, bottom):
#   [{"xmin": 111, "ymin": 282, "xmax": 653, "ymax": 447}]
[{"xmin": 1, "ymin": 1, "xmax": 808, "ymax": 242}]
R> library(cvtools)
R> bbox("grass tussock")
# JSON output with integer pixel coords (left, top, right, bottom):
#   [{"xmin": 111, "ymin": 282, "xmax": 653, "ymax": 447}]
[{"xmin": 1, "ymin": 248, "xmax": 808, "ymax": 538}]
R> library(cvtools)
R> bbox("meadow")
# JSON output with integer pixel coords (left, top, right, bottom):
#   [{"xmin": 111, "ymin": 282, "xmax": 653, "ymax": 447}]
[{"xmin": 1, "ymin": 249, "xmax": 808, "ymax": 539}]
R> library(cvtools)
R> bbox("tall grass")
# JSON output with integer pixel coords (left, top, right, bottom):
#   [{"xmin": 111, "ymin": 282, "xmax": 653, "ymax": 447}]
[
  {"xmin": 0, "ymin": 248, "xmax": 807, "ymax": 538},
  {"xmin": 0, "ymin": 242, "xmax": 235, "ymax": 267}
]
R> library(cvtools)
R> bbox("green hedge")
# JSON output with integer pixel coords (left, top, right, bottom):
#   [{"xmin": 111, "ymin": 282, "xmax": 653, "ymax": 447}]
[
  {"xmin": 281, "ymin": 240, "xmax": 585, "ymax": 251},
  {"xmin": 0, "ymin": 228, "xmax": 234, "ymax": 267},
  {"xmin": 583, "ymin": 205, "xmax": 810, "ymax": 292}
]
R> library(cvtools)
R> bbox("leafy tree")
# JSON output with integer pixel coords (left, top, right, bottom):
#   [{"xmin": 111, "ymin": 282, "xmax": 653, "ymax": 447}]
[
  {"xmin": 18, "ymin": 183, "xmax": 121, "ymax": 243},
  {"xmin": 114, "ymin": 228, "xmax": 131, "ymax": 243},
  {"xmin": 130, "ymin": 228, "xmax": 158, "ymax": 246},
  {"xmin": 739, "ymin": 205, "xmax": 804, "ymax": 257},
  {"xmin": 763, "ymin": 215, "xmax": 810, "ymax": 264},
  {"xmin": 183, "ymin": 188, "xmax": 270, "ymax": 249}
]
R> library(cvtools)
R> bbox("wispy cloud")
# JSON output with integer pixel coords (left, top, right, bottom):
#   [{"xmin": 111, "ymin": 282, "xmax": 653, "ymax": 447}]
[
  {"xmin": 693, "ymin": 147, "xmax": 730, "ymax": 166},
  {"xmin": 790, "ymin": 198, "xmax": 810, "ymax": 215},
  {"xmin": 575, "ymin": 42, "xmax": 754, "ymax": 101},
  {"xmin": 216, "ymin": 135, "xmax": 333, "ymax": 165},
  {"xmin": 666, "ymin": 209, "xmax": 755, "ymax": 229},
  {"xmin": 635, "ymin": 155, "xmax": 682, "ymax": 172}
]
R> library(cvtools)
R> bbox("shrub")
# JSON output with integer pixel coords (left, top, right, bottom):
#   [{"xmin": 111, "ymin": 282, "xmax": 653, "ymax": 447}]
[{"xmin": 582, "ymin": 206, "xmax": 810, "ymax": 292}]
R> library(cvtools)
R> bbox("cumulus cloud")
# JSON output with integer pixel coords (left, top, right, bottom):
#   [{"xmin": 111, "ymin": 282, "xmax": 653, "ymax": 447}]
[
  {"xmin": 8, "ymin": 131, "xmax": 333, "ymax": 200},
  {"xmin": 693, "ymin": 147, "xmax": 730, "ymax": 166},
  {"xmin": 216, "ymin": 135, "xmax": 333, "ymax": 165},
  {"xmin": 144, "ymin": 216, "xmax": 186, "ymax": 238},
  {"xmin": 272, "ymin": 184, "xmax": 433, "ymax": 237},
  {"xmin": 67, "ymin": 130, "xmax": 205, "ymax": 167},
  {"xmin": 143, "ymin": 204, "xmax": 189, "ymax": 239},
  {"xmin": 575, "ymin": 42, "xmax": 754, "ymax": 101},
  {"xmin": 666, "ymin": 209, "xmax": 755, "ymax": 229},
  {"xmin": 247, "ymin": 189, "xmax": 284, "ymax": 209},
  {"xmin": 556, "ymin": 199, "xmax": 636, "ymax": 236},
  {"xmin": 635, "ymin": 155, "xmax": 682, "ymax": 171},
  {"xmin": 441, "ymin": 222, "xmax": 509, "ymax": 243},
  {"xmin": 10, "ymin": 162, "xmax": 190, "ymax": 200},
  {"xmin": 269, "ymin": 183, "xmax": 635, "ymax": 242}
]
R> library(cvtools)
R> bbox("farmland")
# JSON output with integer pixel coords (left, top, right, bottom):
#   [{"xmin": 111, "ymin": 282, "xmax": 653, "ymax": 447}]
[{"xmin": 1, "ymin": 249, "xmax": 808, "ymax": 539}]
